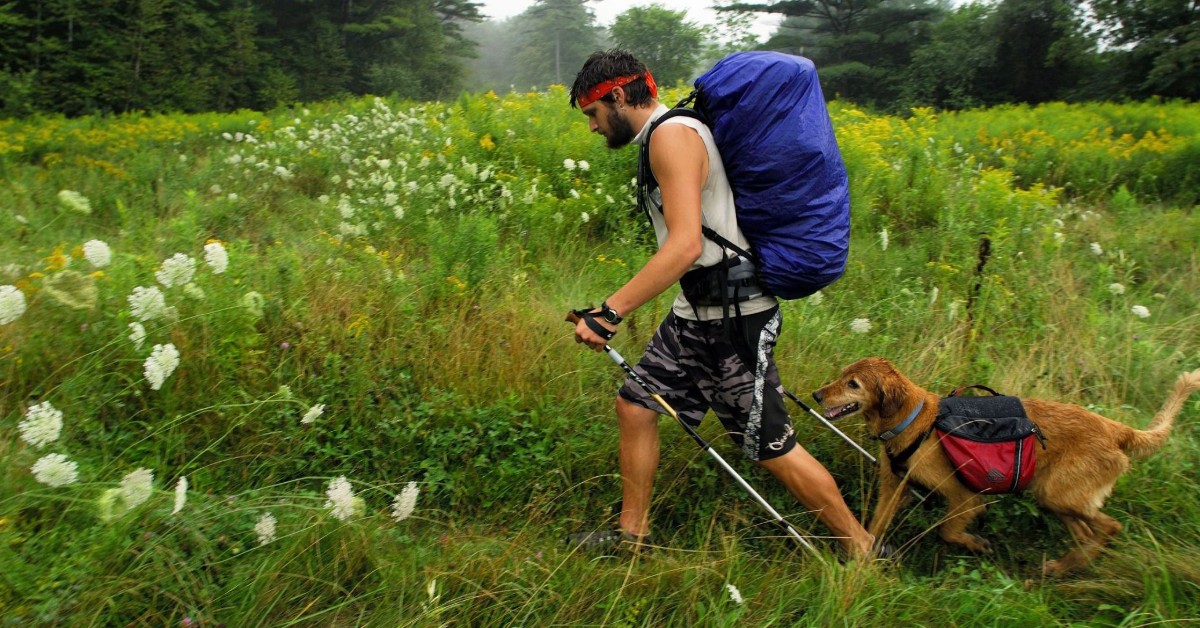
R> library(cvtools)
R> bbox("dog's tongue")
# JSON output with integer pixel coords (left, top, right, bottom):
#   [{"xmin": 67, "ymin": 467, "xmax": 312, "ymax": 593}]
[{"xmin": 824, "ymin": 403, "xmax": 856, "ymax": 420}]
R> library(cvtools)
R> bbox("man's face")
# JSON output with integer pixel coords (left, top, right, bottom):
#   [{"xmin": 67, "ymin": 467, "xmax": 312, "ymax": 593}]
[{"xmin": 583, "ymin": 100, "xmax": 636, "ymax": 149}]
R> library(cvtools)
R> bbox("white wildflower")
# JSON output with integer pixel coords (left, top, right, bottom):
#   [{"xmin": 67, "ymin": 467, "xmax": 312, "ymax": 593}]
[
  {"xmin": 156, "ymin": 253, "xmax": 196, "ymax": 288},
  {"xmin": 391, "ymin": 482, "xmax": 419, "ymax": 522},
  {"xmin": 173, "ymin": 476, "xmax": 188, "ymax": 514},
  {"xmin": 1108, "ymin": 283, "xmax": 1126, "ymax": 296},
  {"xmin": 578, "ymin": 160, "xmax": 590, "ymax": 171},
  {"xmin": 325, "ymin": 476, "xmax": 361, "ymax": 521},
  {"xmin": 128, "ymin": 286, "xmax": 169, "ymax": 321},
  {"xmin": 726, "ymin": 583, "xmax": 744, "ymax": 605},
  {"xmin": 19, "ymin": 401, "xmax": 63, "ymax": 448},
  {"xmin": 242, "ymin": 291, "xmax": 265, "ymax": 318},
  {"xmin": 255, "ymin": 513, "xmax": 277, "ymax": 545},
  {"xmin": 1053, "ymin": 232, "xmax": 1065, "ymax": 244},
  {"xmin": 31, "ymin": 453, "xmax": 79, "ymax": 487},
  {"xmin": 301, "ymin": 404, "xmax": 324, "ymax": 424},
  {"xmin": 83, "ymin": 240, "xmax": 112, "ymax": 268},
  {"xmin": 879, "ymin": 228, "xmax": 889, "ymax": 251},
  {"xmin": 128, "ymin": 322, "xmax": 147, "ymax": 351},
  {"xmin": 277, "ymin": 385, "xmax": 293, "ymax": 399},
  {"xmin": 807, "ymin": 291, "xmax": 823, "ymax": 306},
  {"xmin": 1089, "ymin": 242, "xmax": 1103, "ymax": 256},
  {"xmin": 182, "ymin": 283, "xmax": 205, "ymax": 300},
  {"xmin": 57, "ymin": 190, "xmax": 92, "ymax": 214},
  {"xmin": 1131, "ymin": 305, "xmax": 1150, "ymax": 319},
  {"xmin": 850, "ymin": 318, "xmax": 873, "ymax": 334},
  {"xmin": 204, "ymin": 241, "xmax": 228, "ymax": 274},
  {"xmin": 949, "ymin": 300, "xmax": 961, "ymax": 321},
  {"xmin": 563, "ymin": 158, "xmax": 576, "ymax": 171},
  {"xmin": 144, "ymin": 343, "xmax": 180, "ymax": 390},
  {"xmin": 119, "ymin": 468, "xmax": 154, "ymax": 510},
  {"xmin": 930, "ymin": 286, "xmax": 939, "ymax": 305},
  {"xmin": 580, "ymin": 211, "xmax": 590, "ymax": 223},
  {"xmin": 0, "ymin": 285, "xmax": 26, "ymax": 324}
]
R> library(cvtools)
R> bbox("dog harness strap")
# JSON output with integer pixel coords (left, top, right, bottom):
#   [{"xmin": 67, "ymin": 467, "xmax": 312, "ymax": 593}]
[
  {"xmin": 878, "ymin": 399, "xmax": 925, "ymax": 441},
  {"xmin": 887, "ymin": 429, "xmax": 931, "ymax": 475},
  {"xmin": 947, "ymin": 384, "xmax": 1002, "ymax": 397}
]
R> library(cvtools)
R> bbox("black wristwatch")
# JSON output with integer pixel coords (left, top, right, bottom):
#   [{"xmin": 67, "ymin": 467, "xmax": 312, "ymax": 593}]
[{"xmin": 599, "ymin": 301, "xmax": 623, "ymax": 325}]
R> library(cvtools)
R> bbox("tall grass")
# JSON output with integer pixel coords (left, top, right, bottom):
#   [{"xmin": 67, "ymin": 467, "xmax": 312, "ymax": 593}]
[{"xmin": 1, "ymin": 91, "xmax": 1198, "ymax": 624}]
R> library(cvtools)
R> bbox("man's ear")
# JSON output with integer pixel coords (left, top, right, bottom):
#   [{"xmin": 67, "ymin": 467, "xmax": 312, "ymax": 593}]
[{"xmin": 611, "ymin": 85, "xmax": 625, "ymax": 107}]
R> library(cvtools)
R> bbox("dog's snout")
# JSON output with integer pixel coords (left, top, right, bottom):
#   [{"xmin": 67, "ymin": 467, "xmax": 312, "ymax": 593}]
[{"xmin": 812, "ymin": 390, "xmax": 824, "ymax": 404}]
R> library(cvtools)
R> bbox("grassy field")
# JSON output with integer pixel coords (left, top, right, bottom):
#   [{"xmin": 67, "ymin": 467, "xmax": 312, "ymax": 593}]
[{"xmin": 1, "ymin": 89, "xmax": 1199, "ymax": 625}]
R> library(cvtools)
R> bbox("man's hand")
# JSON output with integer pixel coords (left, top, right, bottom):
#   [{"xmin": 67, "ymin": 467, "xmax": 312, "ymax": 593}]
[{"xmin": 566, "ymin": 310, "xmax": 617, "ymax": 352}]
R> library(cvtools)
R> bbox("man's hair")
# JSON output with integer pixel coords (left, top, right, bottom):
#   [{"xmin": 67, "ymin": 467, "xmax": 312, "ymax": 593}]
[{"xmin": 569, "ymin": 49, "xmax": 653, "ymax": 109}]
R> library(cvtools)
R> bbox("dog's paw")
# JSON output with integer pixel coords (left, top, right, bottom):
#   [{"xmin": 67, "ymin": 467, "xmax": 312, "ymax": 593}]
[{"xmin": 965, "ymin": 535, "xmax": 993, "ymax": 554}]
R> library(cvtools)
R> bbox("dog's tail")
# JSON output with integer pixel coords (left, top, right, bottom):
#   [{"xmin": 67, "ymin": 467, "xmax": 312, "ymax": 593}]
[{"xmin": 1123, "ymin": 368, "xmax": 1200, "ymax": 459}]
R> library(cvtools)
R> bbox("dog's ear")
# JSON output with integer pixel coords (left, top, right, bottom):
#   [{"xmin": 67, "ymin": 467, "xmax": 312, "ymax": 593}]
[{"xmin": 875, "ymin": 370, "xmax": 906, "ymax": 418}]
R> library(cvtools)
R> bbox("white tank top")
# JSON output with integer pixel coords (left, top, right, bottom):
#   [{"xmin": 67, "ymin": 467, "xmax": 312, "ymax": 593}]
[{"xmin": 635, "ymin": 104, "xmax": 777, "ymax": 321}]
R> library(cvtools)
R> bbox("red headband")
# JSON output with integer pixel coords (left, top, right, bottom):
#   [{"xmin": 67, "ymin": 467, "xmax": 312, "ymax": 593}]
[{"xmin": 577, "ymin": 72, "xmax": 658, "ymax": 108}]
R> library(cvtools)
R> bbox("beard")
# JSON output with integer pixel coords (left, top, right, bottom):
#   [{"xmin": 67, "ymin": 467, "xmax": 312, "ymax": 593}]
[{"xmin": 605, "ymin": 107, "xmax": 637, "ymax": 149}]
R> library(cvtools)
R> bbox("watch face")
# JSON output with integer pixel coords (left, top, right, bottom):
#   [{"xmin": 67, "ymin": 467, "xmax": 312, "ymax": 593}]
[{"xmin": 604, "ymin": 311, "xmax": 619, "ymax": 323}]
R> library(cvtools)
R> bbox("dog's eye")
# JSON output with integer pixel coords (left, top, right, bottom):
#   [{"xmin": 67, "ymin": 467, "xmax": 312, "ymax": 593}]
[{"xmin": 848, "ymin": 379, "xmax": 860, "ymax": 389}]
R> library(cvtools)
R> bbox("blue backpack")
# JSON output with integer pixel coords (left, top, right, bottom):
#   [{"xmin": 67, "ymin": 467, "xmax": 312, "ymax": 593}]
[{"xmin": 639, "ymin": 52, "xmax": 851, "ymax": 300}]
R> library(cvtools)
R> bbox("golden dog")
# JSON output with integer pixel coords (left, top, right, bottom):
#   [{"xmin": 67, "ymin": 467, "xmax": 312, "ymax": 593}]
[{"xmin": 813, "ymin": 357, "xmax": 1200, "ymax": 575}]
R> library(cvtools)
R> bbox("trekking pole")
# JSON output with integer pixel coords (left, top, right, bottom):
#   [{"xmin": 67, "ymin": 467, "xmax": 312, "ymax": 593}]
[
  {"xmin": 782, "ymin": 389, "xmax": 927, "ymax": 502},
  {"xmin": 782, "ymin": 390, "xmax": 877, "ymax": 464},
  {"xmin": 567, "ymin": 313, "xmax": 826, "ymax": 563}
]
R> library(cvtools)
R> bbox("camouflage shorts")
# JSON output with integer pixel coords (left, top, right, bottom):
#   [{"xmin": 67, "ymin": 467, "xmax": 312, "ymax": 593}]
[{"xmin": 618, "ymin": 306, "xmax": 796, "ymax": 461}]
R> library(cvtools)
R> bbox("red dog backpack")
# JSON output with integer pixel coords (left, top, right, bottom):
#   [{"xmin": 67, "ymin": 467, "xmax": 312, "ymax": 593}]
[{"xmin": 935, "ymin": 386, "xmax": 1046, "ymax": 494}]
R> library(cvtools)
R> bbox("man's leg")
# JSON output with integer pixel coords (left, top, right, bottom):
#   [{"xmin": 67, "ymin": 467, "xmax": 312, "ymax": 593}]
[
  {"xmin": 757, "ymin": 445, "xmax": 874, "ymax": 556},
  {"xmin": 616, "ymin": 395, "xmax": 659, "ymax": 537}
]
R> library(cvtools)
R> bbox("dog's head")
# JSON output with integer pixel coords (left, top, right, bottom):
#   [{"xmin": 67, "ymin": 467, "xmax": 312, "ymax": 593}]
[{"xmin": 813, "ymin": 357, "xmax": 911, "ymax": 425}]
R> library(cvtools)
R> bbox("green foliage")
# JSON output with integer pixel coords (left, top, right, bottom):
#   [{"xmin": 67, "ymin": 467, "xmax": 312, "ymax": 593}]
[
  {"xmin": 1092, "ymin": 0, "xmax": 1200, "ymax": 100},
  {"xmin": 0, "ymin": 0, "xmax": 482, "ymax": 115},
  {"xmin": 1, "ymin": 94, "xmax": 1200, "ymax": 623},
  {"xmin": 610, "ymin": 6, "xmax": 709, "ymax": 88},
  {"xmin": 511, "ymin": 0, "xmax": 604, "ymax": 89}
]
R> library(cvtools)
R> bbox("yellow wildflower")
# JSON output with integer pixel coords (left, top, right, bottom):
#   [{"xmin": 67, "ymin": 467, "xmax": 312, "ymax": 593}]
[{"xmin": 44, "ymin": 246, "xmax": 70, "ymax": 271}]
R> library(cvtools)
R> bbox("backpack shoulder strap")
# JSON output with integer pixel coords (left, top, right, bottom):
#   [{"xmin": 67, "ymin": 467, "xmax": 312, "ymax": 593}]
[
  {"xmin": 639, "ymin": 107, "xmax": 708, "ymax": 193},
  {"xmin": 637, "ymin": 104, "xmax": 755, "ymax": 262}
]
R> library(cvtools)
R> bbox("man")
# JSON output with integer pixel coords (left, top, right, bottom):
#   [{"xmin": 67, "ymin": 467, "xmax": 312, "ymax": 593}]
[{"xmin": 565, "ymin": 49, "xmax": 875, "ymax": 558}]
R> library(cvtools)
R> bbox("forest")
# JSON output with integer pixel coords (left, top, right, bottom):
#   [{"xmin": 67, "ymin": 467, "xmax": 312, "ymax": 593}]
[{"xmin": 1, "ymin": 0, "xmax": 1197, "ymax": 118}]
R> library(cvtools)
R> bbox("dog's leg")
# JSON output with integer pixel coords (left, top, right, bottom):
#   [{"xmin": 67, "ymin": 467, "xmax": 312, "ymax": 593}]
[
  {"xmin": 867, "ymin": 453, "xmax": 909, "ymax": 541},
  {"xmin": 1044, "ymin": 511, "xmax": 1123, "ymax": 576},
  {"xmin": 938, "ymin": 487, "xmax": 992, "ymax": 553},
  {"xmin": 1038, "ymin": 455, "xmax": 1127, "ymax": 576}
]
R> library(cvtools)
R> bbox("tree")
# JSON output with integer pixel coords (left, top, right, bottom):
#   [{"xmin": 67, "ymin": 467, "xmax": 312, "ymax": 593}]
[
  {"xmin": 985, "ymin": 0, "xmax": 1095, "ymax": 104},
  {"xmin": 512, "ymin": 0, "xmax": 603, "ymax": 89},
  {"xmin": 1092, "ymin": 0, "xmax": 1200, "ymax": 100},
  {"xmin": 0, "ymin": 0, "xmax": 484, "ymax": 115},
  {"xmin": 725, "ymin": 0, "xmax": 943, "ymax": 106},
  {"xmin": 609, "ymin": 6, "xmax": 708, "ymax": 88},
  {"xmin": 900, "ymin": 3, "xmax": 995, "ymax": 109},
  {"xmin": 461, "ymin": 17, "xmax": 525, "ymax": 93}
]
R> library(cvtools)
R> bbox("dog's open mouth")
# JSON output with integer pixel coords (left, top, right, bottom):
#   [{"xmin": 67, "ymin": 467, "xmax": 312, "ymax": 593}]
[{"xmin": 823, "ymin": 402, "xmax": 860, "ymax": 420}]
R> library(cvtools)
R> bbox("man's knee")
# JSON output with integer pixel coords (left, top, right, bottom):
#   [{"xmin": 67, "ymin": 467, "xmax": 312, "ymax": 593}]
[{"xmin": 616, "ymin": 395, "xmax": 657, "ymax": 427}]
